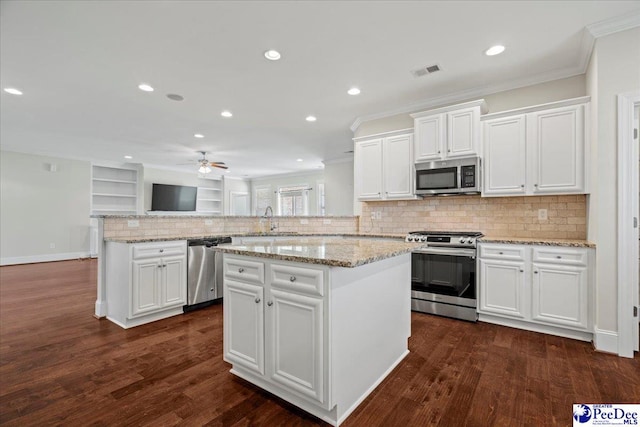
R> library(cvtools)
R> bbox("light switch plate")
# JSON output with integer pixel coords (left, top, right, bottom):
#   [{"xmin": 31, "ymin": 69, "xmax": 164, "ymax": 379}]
[
  {"xmin": 127, "ymin": 220, "xmax": 140, "ymax": 228},
  {"xmin": 538, "ymin": 209, "xmax": 548, "ymax": 221}
]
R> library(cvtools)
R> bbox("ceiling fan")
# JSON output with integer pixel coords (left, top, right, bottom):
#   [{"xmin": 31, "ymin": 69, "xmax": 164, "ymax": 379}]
[{"xmin": 185, "ymin": 151, "xmax": 227, "ymax": 174}]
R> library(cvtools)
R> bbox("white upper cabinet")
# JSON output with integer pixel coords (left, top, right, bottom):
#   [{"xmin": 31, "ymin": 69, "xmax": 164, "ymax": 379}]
[
  {"xmin": 482, "ymin": 115, "xmax": 527, "ymax": 196},
  {"xmin": 482, "ymin": 97, "xmax": 589, "ymax": 197},
  {"xmin": 411, "ymin": 99, "xmax": 487, "ymax": 162},
  {"xmin": 354, "ymin": 130, "xmax": 415, "ymax": 201}
]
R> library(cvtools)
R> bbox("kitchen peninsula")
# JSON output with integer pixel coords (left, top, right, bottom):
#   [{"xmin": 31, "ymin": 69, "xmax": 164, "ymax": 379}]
[{"xmin": 216, "ymin": 236, "xmax": 418, "ymax": 426}]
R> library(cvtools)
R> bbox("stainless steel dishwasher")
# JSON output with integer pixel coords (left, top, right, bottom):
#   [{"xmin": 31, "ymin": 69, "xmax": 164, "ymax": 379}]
[{"xmin": 184, "ymin": 237, "xmax": 232, "ymax": 312}]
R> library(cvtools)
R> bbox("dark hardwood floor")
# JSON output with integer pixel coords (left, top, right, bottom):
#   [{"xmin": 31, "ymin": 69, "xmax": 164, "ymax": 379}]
[{"xmin": 1, "ymin": 259, "xmax": 638, "ymax": 426}]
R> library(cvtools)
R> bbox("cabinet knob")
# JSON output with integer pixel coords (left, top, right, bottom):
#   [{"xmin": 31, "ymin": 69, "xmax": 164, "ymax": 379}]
[
  {"xmin": 534, "ymin": 271, "xmax": 538, "ymax": 274},
  {"xmin": 520, "ymin": 184, "xmax": 524, "ymax": 188},
  {"xmin": 238, "ymin": 268, "xmax": 244, "ymax": 273},
  {"xmin": 159, "ymin": 249, "xmax": 164, "ymax": 253},
  {"xmin": 534, "ymin": 184, "xmax": 538, "ymax": 187},
  {"xmin": 267, "ymin": 301, "xmax": 273, "ymax": 306},
  {"xmin": 438, "ymin": 150, "xmax": 441, "ymax": 154},
  {"xmin": 556, "ymin": 255, "xmax": 562, "ymax": 259},
  {"xmin": 289, "ymin": 276, "xmax": 297, "ymax": 282},
  {"xmin": 255, "ymin": 297, "xmax": 260, "ymax": 303},
  {"xmin": 447, "ymin": 149, "xmax": 451, "ymax": 152},
  {"xmin": 520, "ymin": 269, "xmax": 524, "ymax": 273},
  {"xmin": 498, "ymin": 251, "xmax": 504, "ymax": 255},
  {"xmin": 210, "ymin": 288, "xmax": 214, "ymax": 292},
  {"xmin": 157, "ymin": 265, "xmax": 162, "ymax": 269}
]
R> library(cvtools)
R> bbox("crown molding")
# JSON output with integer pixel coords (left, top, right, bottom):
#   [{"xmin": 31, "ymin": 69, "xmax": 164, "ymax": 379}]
[
  {"xmin": 481, "ymin": 96, "xmax": 591, "ymax": 121},
  {"xmin": 353, "ymin": 127, "xmax": 414, "ymax": 142},
  {"xmin": 586, "ymin": 9, "xmax": 640, "ymax": 38},
  {"xmin": 350, "ymin": 64, "xmax": 585, "ymax": 132}
]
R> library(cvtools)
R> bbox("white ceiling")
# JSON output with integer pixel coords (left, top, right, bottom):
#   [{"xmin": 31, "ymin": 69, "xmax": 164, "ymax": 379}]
[{"xmin": 1, "ymin": 1, "xmax": 639, "ymax": 178}]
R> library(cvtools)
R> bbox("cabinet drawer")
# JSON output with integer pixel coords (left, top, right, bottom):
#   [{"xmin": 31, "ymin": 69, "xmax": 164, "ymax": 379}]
[
  {"xmin": 270, "ymin": 263, "xmax": 324, "ymax": 297},
  {"xmin": 224, "ymin": 257, "xmax": 265, "ymax": 285},
  {"xmin": 479, "ymin": 245, "xmax": 525, "ymax": 261},
  {"xmin": 533, "ymin": 247, "xmax": 587, "ymax": 266},
  {"xmin": 132, "ymin": 241, "xmax": 186, "ymax": 260}
]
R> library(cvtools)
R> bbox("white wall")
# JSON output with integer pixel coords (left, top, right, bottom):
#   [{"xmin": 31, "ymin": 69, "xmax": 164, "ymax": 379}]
[
  {"xmin": 323, "ymin": 159, "xmax": 354, "ymax": 216},
  {"xmin": 224, "ymin": 177, "xmax": 251, "ymax": 215},
  {"xmin": 250, "ymin": 171, "xmax": 325, "ymax": 216},
  {"xmin": 586, "ymin": 27, "xmax": 640, "ymax": 334},
  {"xmin": 354, "ymin": 75, "xmax": 587, "ymax": 138},
  {"xmin": 0, "ymin": 151, "xmax": 91, "ymax": 264}
]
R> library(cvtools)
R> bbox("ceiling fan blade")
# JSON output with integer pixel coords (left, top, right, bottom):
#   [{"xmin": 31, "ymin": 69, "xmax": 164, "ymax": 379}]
[
  {"xmin": 209, "ymin": 161, "xmax": 226, "ymax": 165},
  {"xmin": 211, "ymin": 164, "xmax": 229, "ymax": 169}
]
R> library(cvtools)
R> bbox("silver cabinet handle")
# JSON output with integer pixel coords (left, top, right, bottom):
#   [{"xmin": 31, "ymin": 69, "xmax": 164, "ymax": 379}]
[
  {"xmin": 159, "ymin": 249, "xmax": 164, "ymax": 253},
  {"xmin": 267, "ymin": 301, "xmax": 273, "ymax": 306},
  {"xmin": 255, "ymin": 297, "xmax": 260, "ymax": 303},
  {"xmin": 238, "ymin": 268, "xmax": 244, "ymax": 273},
  {"xmin": 289, "ymin": 276, "xmax": 297, "ymax": 282}
]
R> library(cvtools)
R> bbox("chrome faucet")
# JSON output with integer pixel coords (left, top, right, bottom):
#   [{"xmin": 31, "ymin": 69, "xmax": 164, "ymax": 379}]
[{"xmin": 263, "ymin": 206, "xmax": 277, "ymax": 231}]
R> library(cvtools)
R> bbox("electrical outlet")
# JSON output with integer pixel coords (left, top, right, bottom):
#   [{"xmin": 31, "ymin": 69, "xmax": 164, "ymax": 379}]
[
  {"xmin": 204, "ymin": 219, "xmax": 213, "ymax": 226},
  {"xmin": 300, "ymin": 219, "xmax": 309, "ymax": 225},
  {"xmin": 323, "ymin": 219, "xmax": 332, "ymax": 225},
  {"xmin": 127, "ymin": 220, "xmax": 139, "ymax": 228},
  {"xmin": 375, "ymin": 211, "xmax": 382, "ymax": 220},
  {"xmin": 538, "ymin": 209, "xmax": 548, "ymax": 221},
  {"xmin": 49, "ymin": 243, "xmax": 55, "ymax": 249}
]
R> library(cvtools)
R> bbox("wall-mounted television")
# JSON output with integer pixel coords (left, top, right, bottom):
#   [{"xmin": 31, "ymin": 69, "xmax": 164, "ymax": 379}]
[{"xmin": 151, "ymin": 183, "xmax": 197, "ymax": 211}]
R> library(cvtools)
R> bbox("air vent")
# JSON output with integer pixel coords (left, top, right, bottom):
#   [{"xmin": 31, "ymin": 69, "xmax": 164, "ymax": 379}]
[{"xmin": 411, "ymin": 64, "xmax": 441, "ymax": 78}]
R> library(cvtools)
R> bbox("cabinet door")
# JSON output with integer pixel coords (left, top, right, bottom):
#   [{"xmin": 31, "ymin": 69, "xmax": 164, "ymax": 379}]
[
  {"xmin": 531, "ymin": 263, "xmax": 588, "ymax": 330},
  {"xmin": 479, "ymin": 259, "xmax": 527, "ymax": 319},
  {"xmin": 528, "ymin": 105, "xmax": 585, "ymax": 194},
  {"xmin": 355, "ymin": 139, "xmax": 383, "ymax": 200},
  {"xmin": 383, "ymin": 134, "xmax": 414, "ymax": 199},
  {"xmin": 131, "ymin": 259, "xmax": 162, "ymax": 317},
  {"xmin": 414, "ymin": 114, "xmax": 444, "ymax": 161},
  {"xmin": 482, "ymin": 115, "xmax": 527, "ymax": 196},
  {"xmin": 267, "ymin": 289, "xmax": 324, "ymax": 404},
  {"xmin": 447, "ymin": 107, "xmax": 480, "ymax": 158},
  {"xmin": 161, "ymin": 255, "xmax": 186, "ymax": 308},
  {"xmin": 224, "ymin": 280, "xmax": 265, "ymax": 375}
]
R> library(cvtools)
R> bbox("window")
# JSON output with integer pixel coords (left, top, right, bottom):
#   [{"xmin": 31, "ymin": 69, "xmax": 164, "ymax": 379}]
[
  {"xmin": 253, "ymin": 185, "xmax": 272, "ymax": 216},
  {"xmin": 277, "ymin": 185, "xmax": 309, "ymax": 216},
  {"xmin": 317, "ymin": 181, "xmax": 325, "ymax": 216}
]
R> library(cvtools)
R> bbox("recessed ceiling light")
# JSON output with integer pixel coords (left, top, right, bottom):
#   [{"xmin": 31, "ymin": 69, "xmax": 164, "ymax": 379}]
[
  {"xmin": 124, "ymin": 155, "xmax": 133, "ymax": 159},
  {"xmin": 347, "ymin": 87, "xmax": 361, "ymax": 96},
  {"xmin": 306, "ymin": 115, "xmax": 317, "ymax": 122},
  {"xmin": 297, "ymin": 158, "xmax": 303, "ymax": 162},
  {"xmin": 221, "ymin": 110, "xmax": 233, "ymax": 118},
  {"xmin": 138, "ymin": 83, "xmax": 154, "ymax": 92},
  {"xmin": 3, "ymin": 87, "xmax": 23, "ymax": 95},
  {"xmin": 264, "ymin": 50, "xmax": 281, "ymax": 61},
  {"xmin": 485, "ymin": 45, "xmax": 505, "ymax": 56},
  {"xmin": 166, "ymin": 93, "xmax": 184, "ymax": 101},
  {"xmin": 194, "ymin": 134, "xmax": 204, "ymax": 138}
]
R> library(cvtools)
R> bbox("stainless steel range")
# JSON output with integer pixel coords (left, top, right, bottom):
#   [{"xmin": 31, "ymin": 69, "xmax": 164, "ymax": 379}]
[{"xmin": 406, "ymin": 231, "xmax": 483, "ymax": 322}]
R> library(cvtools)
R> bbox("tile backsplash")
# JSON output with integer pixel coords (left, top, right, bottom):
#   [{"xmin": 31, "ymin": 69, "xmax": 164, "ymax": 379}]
[{"xmin": 360, "ymin": 195, "xmax": 587, "ymax": 239}]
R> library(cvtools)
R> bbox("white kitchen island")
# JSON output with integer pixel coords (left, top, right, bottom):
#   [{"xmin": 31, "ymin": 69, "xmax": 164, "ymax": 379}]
[{"xmin": 216, "ymin": 237, "xmax": 417, "ymax": 426}]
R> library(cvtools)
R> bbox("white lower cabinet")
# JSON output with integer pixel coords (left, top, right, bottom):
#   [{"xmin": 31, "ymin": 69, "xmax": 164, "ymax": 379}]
[
  {"xmin": 478, "ymin": 243, "xmax": 592, "ymax": 340},
  {"xmin": 106, "ymin": 240, "xmax": 187, "ymax": 328},
  {"xmin": 223, "ymin": 256, "xmax": 328, "ymax": 407}
]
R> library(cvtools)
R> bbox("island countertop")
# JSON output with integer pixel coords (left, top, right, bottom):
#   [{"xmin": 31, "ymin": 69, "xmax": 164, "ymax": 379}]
[{"xmin": 214, "ymin": 236, "xmax": 421, "ymax": 268}]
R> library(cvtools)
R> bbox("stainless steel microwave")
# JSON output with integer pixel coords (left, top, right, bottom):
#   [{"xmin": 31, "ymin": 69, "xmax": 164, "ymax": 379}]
[{"xmin": 415, "ymin": 157, "xmax": 481, "ymax": 196}]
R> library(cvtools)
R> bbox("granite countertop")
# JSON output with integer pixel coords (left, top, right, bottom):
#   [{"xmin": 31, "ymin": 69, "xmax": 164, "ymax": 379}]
[
  {"xmin": 479, "ymin": 237, "xmax": 595, "ymax": 248},
  {"xmin": 104, "ymin": 232, "xmax": 406, "ymax": 244},
  {"xmin": 214, "ymin": 236, "xmax": 421, "ymax": 268}
]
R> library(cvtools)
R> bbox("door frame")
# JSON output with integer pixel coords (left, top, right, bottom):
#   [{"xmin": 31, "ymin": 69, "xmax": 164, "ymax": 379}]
[{"xmin": 617, "ymin": 90, "xmax": 640, "ymax": 358}]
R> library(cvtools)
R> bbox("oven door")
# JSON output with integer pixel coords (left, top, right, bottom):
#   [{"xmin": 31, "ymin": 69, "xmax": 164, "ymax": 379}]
[{"xmin": 411, "ymin": 247, "xmax": 476, "ymax": 306}]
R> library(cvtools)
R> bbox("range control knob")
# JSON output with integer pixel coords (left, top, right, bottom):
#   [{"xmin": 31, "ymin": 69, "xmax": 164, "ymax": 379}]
[
  {"xmin": 468, "ymin": 238, "xmax": 475, "ymax": 245},
  {"xmin": 419, "ymin": 236, "xmax": 427, "ymax": 242},
  {"xmin": 459, "ymin": 237, "xmax": 467, "ymax": 244}
]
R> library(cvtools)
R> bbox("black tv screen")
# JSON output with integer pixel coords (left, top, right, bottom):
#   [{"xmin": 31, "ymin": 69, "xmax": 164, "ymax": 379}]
[{"xmin": 151, "ymin": 184, "xmax": 197, "ymax": 211}]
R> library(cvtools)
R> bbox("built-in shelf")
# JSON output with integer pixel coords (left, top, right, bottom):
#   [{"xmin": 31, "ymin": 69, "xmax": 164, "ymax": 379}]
[
  {"xmin": 91, "ymin": 165, "xmax": 140, "ymax": 215},
  {"xmin": 196, "ymin": 177, "xmax": 223, "ymax": 215}
]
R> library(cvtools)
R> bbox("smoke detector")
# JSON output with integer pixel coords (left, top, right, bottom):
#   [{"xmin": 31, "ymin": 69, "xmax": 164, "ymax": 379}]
[{"xmin": 411, "ymin": 64, "xmax": 441, "ymax": 78}]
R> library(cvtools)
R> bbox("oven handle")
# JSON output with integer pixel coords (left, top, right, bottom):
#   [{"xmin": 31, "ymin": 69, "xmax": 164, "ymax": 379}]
[{"xmin": 413, "ymin": 247, "xmax": 476, "ymax": 258}]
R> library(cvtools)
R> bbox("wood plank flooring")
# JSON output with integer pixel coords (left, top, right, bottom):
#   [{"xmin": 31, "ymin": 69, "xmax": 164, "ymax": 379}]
[{"xmin": 1, "ymin": 259, "xmax": 638, "ymax": 426}]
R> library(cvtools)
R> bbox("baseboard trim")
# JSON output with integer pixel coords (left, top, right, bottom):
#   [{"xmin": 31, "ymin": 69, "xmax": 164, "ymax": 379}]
[
  {"xmin": 593, "ymin": 328, "xmax": 619, "ymax": 354},
  {"xmin": 1, "ymin": 251, "xmax": 92, "ymax": 266}
]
